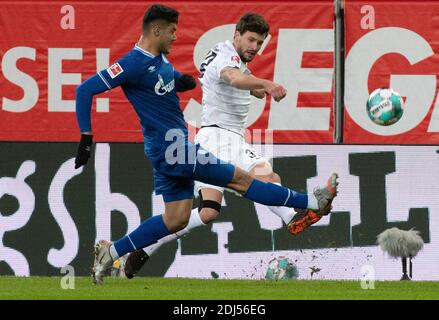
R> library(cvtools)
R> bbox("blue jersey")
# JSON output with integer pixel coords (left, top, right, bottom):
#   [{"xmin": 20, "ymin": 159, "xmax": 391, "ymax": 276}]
[
  {"xmin": 77, "ymin": 45, "xmax": 187, "ymax": 164},
  {"xmin": 76, "ymin": 44, "xmax": 234, "ymax": 202}
]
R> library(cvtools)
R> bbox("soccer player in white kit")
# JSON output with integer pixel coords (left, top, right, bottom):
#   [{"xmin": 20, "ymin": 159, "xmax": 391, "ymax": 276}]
[{"xmin": 123, "ymin": 13, "xmax": 337, "ymax": 278}]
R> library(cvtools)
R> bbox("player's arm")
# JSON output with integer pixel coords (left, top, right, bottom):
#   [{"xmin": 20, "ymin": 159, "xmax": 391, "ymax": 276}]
[
  {"xmin": 220, "ymin": 67, "xmax": 265, "ymax": 90},
  {"xmin": 250, "ymin": 89, "xmax": 266, "ymax": 99},
  {"xmin": 220, "ymin": 67, "xmax": 286, "ymax": 102},
  {"xmin": 76, "ymin": 75, "xmax": 108, "ymax": 135},
  {"xmin": 75, "ymin": 56, "xmax": 142, "ymax": 169},
  {"xmin": 74, "ymin": 74, "xmax": 109, "ymax": 168}
]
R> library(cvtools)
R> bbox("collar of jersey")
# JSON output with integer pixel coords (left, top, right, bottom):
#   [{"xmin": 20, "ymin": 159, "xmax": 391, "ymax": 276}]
[
  {"xmin": 134, "ymin": 45, "xmax": 169, "ymax": 64},
  {"xmin": 224, "ymin": 40, "xmax": 237, "ymax": 55},
  {"xmin": 134, "ymin": 44, "xmax": 156, "ymax": 58}
]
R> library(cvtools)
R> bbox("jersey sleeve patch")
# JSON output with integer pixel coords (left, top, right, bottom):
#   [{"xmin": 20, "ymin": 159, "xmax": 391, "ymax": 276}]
[
  {"xmin": 231, "ymin": 55, "xmax": 241, "ymax": 64},
  {"xmin": 107, "ymin": 63, "xmax": 124, "ymax": 79}
]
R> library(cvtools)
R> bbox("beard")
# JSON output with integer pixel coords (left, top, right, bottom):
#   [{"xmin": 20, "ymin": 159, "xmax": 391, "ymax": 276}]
[
  {"xmin": 237, "ymin": 48, "xmax": 255, "ymax": 63},
  {"xmin": 159, "ymin": 41, "xmax": 171, "ymax": 55}
]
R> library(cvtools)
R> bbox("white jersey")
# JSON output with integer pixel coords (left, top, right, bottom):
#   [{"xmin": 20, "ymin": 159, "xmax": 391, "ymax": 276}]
[{"xmin": 199, "ymin": 40, "xmax": 251, "ymax": 134}]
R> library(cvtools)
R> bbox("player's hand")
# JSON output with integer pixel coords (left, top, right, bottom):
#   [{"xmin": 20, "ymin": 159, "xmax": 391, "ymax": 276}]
[
  {"xmin": 176, "ymin": 74, "xmax": 196, "ymax": 92},
  {"xmin": 75, "ymin": 134, "xmax": 93, "ymax": 169},
  {"xmin": 264, "ymin": 81, "xmax": 287, "ymax": 102}
]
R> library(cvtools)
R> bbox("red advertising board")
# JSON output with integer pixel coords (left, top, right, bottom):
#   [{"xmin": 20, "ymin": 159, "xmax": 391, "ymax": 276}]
[
  {"xmin": 0, "ymin": 1, "xmax": 335, "ymax": 143},
  {"xmin": 344, "ymin": 0, "xmax": 439, "ymax": 144}
]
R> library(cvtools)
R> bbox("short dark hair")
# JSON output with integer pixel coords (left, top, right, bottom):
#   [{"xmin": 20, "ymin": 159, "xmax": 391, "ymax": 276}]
[
  {"xmin": 142, "ymin": 4, "xmax": 179, "ymax": 31},
  {"xmin": 235, "ymin": 13, "xmax": 269, "ymax": 36}
]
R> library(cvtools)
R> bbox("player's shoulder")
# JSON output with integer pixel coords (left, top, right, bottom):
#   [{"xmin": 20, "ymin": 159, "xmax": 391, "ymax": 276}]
[
  {"xmin": 127, "ymin": 47, "xmax": 156, "ymax": 64},
  {"xmin": 113, "ymin": 47, "xmax": 160, "ymax": 78},
  {"xmin": 117, "ymin": 46, "xmax": 159, "ymax": 69},
  {"xmin": 214, "ymin": 40, "xmax": 241, "ymax": 64},
  {"xmin": 214, "ymin": 40, "xmax": 236, "ymax": 56}
]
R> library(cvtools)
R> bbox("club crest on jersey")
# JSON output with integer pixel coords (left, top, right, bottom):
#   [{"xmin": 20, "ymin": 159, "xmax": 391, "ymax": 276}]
[
  {"xmin": 231, "ymin": 55, "xmax": 240, "ymax": 64},
  {"xmin": 107, "ymin": 63, "xmax": 124, "ymax": 79},
  {"xmin": 154, "ymin": 74, "xmax": 175, "ymax": 95}
]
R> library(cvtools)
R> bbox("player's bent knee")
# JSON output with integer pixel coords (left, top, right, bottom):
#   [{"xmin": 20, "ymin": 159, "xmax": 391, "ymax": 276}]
[
  {"xmin": 264, "ymin": 171, "xmax": 281, "ymax": 183},
  {"xmin": 198, "ymin": 193, "xmax": 221, "ymax": 223},
  {"xmin": 251, "ymin": 161, "xmax": 274, "ymax": 177}
]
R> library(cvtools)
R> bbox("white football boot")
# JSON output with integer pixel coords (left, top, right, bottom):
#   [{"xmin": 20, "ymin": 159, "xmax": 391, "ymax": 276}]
[{"xmin": 92, "ymin": 240, "xmax": 114, "ymax": 285}]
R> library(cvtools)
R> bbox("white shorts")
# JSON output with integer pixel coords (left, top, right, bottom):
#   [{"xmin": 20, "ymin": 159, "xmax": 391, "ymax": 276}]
[{"xmin": 194, "ymin": 126, "xmax": 269, "ymax": 194}]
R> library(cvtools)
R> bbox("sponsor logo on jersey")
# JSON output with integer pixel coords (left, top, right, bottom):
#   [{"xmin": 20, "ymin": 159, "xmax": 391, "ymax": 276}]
[
  {"xmin": 107, "ymin": 63, "xmax": 124, "ymax": 79},
  {"xmin": 154, "ymin": 74, "xmax": 175, "ymax": 95},
  {"xmin": 148, "ymin": 65, "xmax": 156, "ymax": 73}
]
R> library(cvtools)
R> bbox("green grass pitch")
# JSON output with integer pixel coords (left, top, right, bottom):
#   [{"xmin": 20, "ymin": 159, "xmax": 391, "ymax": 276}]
[{"xmin": 1, "ymin": 276, "xmax": 438, "ymax": 300}]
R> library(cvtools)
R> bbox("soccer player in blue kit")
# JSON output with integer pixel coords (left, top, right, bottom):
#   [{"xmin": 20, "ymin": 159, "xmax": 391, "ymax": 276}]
[{"xmin": 75, "ymin": 4, "xmax": 339, "ymax": 284}]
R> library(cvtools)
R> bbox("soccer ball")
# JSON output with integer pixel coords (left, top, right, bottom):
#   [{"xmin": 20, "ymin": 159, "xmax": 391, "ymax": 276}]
[
  {"xmin": 366, "ymin": 88, "xmax": 404, "ymax": 126},
  {"xmin": 265, "ymin": 257, "xmax": 298, "ymax": 280}
]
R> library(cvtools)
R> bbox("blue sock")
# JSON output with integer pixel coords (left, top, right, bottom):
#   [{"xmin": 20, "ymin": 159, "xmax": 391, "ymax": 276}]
[
  {"xmin": 243, "ymin": 179, "xmax": 308, "ymax": 209},
  {"xmin": 113, "ymin": 215, "xmax": 171, "ymax": 257}
]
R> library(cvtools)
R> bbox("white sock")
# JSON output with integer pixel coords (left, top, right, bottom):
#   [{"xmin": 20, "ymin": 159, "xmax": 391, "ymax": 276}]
[
  {"xmin": 109, "ymin": 244, "xmax": 119, "ymax": 261},
  {"xmin": 143, "ymin": 208, "xmax": 205, "ymax": 256},
  {"xmin": 268, "ymin": 205, "xmax": 295, "ymax": 225},
  {"xmin": 268, "ymin": 183, "xmax": 295, "ymax": 225},
  {"xmin": 186, "ymin": 207, "xmax": 206, "ymax": 229},
  {"xmin": 307, "ymin": 194, "xmax": 319, "ymax": 210},
  {"xmin": 143, "ymin": 234, "xmax": 178, "ymax": 256}
]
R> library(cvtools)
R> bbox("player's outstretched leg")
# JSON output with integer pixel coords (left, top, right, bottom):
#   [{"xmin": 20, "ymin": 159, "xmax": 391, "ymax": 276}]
[
  {"xmin": 193, "ymin": 144, "xmax": 339, "ymax": 212},
  {"xmin": 237, "ymin": 171, "xmax": 339, "ymax": 212}
]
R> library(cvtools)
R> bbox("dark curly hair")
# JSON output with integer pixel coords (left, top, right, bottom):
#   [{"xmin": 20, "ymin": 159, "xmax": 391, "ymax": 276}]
[{"xmin": 235, "ymin": 13, "xmax": 269, "ymax": 36}]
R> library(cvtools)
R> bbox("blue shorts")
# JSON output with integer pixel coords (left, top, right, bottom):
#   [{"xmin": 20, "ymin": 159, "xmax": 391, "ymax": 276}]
[
  {"xmin": 150, "ymin": 142, "xmax": 235, "ymax": 202},
  {"xmin": 153, "ymin": 168, "xmax": 195, "ymax": 202}
]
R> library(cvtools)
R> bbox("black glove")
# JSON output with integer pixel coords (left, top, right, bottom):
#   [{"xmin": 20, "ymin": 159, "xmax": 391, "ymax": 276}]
[
  {"xmin": 75, "ymin": 134, "xmax": 93, "ymax": 169},
  {"xmin": 176, "ymin": 74, "xmax": 196, "ymax": 92}
]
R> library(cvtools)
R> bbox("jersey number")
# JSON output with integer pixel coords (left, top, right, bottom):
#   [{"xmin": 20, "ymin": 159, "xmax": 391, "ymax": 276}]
[{"xmin": 200, "ymin": 51, "xmax": 218, "ymax": 78}]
